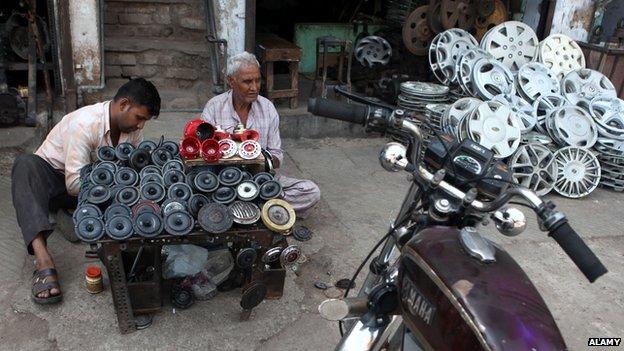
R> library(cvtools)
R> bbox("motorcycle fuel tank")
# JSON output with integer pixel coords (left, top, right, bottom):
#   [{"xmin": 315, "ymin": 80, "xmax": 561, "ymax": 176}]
[{"xmin": 398, "ymin": 226, "xmax": 566, "ymax": 351}]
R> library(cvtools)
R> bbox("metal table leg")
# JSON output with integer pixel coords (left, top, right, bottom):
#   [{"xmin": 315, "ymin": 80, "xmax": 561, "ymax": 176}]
[{"xmin": 102, "ymin": 242, "xmax": 136, "ymax": 334}]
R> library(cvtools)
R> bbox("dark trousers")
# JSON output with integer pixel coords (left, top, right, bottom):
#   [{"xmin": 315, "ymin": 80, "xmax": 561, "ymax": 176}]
[{"xmin": 11, "ymin": 154, "xmax": 77, "ymax": 255}]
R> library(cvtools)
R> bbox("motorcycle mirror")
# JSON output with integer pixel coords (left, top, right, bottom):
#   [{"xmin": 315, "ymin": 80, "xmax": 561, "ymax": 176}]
[
  {"xmin": 492, "ymin": 207, "xmax": 527, "ymax": 237},
  {"xmin": 379, "ymin": 142, "xmax": 408, "ymax": 172}
]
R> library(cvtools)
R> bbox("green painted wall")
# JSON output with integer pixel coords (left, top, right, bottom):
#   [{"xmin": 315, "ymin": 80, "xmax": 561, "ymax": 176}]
[{"xmin": 294, "ymin": 23, "xmax": 385, "ymax": 73}]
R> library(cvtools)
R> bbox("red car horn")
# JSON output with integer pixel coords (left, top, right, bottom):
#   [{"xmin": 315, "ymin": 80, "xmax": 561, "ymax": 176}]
[
  {"xmin": 213, "ymin": 125, "xmax": 230, "ymax": 141},
  {"xmin": 201, "ymin": 139, "xmax": 221, "ymax": 163},
  {"xmin": 179, "ymin": 137, "xmax": 201, "ymax": 159},
  {"xmin": 241, "ymin": 129, "xmax": 260, "ymax": 141}
]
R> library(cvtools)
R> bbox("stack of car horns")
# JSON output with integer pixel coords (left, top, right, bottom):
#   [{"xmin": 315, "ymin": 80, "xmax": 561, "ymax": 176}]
[
  {"xmin": 73, "ymin": 137, "xmax": 297, "ymax": 243},
  {"xmin": 179, "ymin": 119, "xmax": 263, "ymax": 162}
]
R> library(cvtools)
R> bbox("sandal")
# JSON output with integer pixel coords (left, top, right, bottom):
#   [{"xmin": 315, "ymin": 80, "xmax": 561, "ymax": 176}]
[{"xmin": 31, "ymin": 268, "xmax": 63, "ymax": 305}]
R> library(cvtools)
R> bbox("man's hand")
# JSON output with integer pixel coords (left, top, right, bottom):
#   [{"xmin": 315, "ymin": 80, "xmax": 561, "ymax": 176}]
[{"xmin": 272, "ymin": 157, "xmax": 280, "ymax": 169}]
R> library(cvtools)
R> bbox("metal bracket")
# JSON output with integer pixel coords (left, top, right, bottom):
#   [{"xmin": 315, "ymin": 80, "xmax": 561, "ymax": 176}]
[
  {"xmin": 102, "ymin": 242, "xmax": 136, "ymax": 334},
  {"xmin": 205, "ymin": 35, "xmax": 228, "ymax": 94}
]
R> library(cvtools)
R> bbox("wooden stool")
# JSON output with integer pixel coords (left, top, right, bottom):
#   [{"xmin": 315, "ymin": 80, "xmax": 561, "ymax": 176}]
[
  {"xmin": 311, "ymin": 36, "xmax": 353, "ymax": 99},
  {"xmin": 255, "ymin": 34, "xmax": 302, "ymax": 109}
]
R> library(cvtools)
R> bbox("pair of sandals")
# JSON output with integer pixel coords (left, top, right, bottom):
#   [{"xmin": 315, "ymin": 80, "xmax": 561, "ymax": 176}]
[{"xmin": 31, "ymin": 268, "xmax": 62, "ymax": 304}]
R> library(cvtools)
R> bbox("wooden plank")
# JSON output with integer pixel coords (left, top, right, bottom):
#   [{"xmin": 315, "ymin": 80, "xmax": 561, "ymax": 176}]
[
  {"xmin": 289, "ymin": 61, "xmax": 299, "ymax": 109},
  {"xmin": 58, "ymin": 0, "xmax": 77, "ymax": 112},
  {"xmin": 599, "ymin": 54, "xmax": 616, "ymax": 74},
  {"xmin": 5, "ymin": 62, "xmax": 55, "ymax": 71},
  {"xmin": 542, "ymin": 0, "xmax": 557, "ymax": 37},
  {"xmin": 184, "ymin": 153, "xmax": 265, "ymax": 167},
  {"xmin": 27, "ymin": 1, "xmax": 37, "ymax": 128},
  {"xmin": 611, "ymin": 57, "xmax": 624, "ymax": 99},
  {"xmin": 587, "ymin": 49, "xmax": 601, "ymax": 68},
  {"xmin": 256, "ymin": 35, "xmax": 302, "ymax": 62},
  {"xmin": 256, "ymin": 34, "xmax": 301, "ymax": 50},
  {"xmin": 266, "ymin": 89, "xmax": 298, "ymax": 99},
  {"xmin": 245, "ymin": 0, "xmax": 256, "ymax": 52},
  {"xmin": 265, "ymin": 61, "xmax": 274, "ymax": 93},
  {"xmin": 578, "ymin": 42, "xmax": 624, "ymax": 54},
  {"xmin": 262, "ymin": 50, "xmax": 302, "ymax": 62}
]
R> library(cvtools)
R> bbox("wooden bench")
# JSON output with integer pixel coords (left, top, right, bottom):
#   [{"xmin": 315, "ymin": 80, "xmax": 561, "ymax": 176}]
[{"xmin": 255, "ymin": 34, "xmax": 302, "ymax": 109}]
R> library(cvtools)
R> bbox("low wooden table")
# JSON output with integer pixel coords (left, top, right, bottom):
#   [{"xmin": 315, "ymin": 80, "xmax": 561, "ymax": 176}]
[{"xmin": 256, "ymin": 34, "xmax": 302, "ymax": 109}]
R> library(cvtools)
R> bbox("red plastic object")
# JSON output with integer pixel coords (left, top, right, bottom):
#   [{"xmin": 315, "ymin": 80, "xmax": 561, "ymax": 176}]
[
  {"xmin": 232, "ymin": 132, "xmax": 243, "ymax": 141},
  {"xmin": 243, "ymin": 141, "xmax": 257, "ymax": 152},
  {"xmin": 218, "ymin": 139, "xmax": 235, "ymax": 152},
  {"xmin": 184, "ymin": 119, "xmax": 215, "ymax": 141},
  {"xmin": 201, "ymin": 139, "xmax": 221, "ymax": 162},
  {"xmin": 180, "ymin": 137, "xmax": 201, "ymax": 159},
  {"xmin": 231, "ymin": 124, "xmax": 246, "ymax": 141},
  {"xmin": 86, "ymin": 266, "xmax": 102, "ymax": 279},
  {"xmin": 213, "ymin": 127, "xmax": 230, "ymax": 141},
  {"xmin": 241, "ymin": 129, "xmax": 260, "ymax": 141}
]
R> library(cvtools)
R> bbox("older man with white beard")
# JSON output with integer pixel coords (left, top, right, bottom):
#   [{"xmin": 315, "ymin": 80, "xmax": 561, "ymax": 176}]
[{"xmin": 201, "ymin": 52, "xmax": 321, "ymax": 218}]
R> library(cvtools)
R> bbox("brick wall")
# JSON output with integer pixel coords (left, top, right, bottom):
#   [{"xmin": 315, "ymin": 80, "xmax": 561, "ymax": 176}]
[{"xmin": 85, "ymin": 0, "xmax": 214, "ymax": 110}]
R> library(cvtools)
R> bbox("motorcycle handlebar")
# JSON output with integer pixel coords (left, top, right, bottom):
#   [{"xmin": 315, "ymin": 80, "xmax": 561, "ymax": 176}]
[
  {"xmin": 307, "ymin": 98, "xmax": 369, "ymax": 126},
  {"xmin": 308, "ymin": 97, "xmax": 608, "ymax": 283},
  {"xmin": 548, "ymin": 221, "xmax": 608, "ymax": 282}
]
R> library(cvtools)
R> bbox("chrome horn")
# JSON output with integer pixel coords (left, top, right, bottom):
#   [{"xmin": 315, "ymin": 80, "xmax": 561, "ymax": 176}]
[
  {"xmin": 379, "ymin": 142, "xmax": 409, "ymax": 172},
  {"xmin": 492, "ymin": 207, "xmax": 527, "ymax": 236}
]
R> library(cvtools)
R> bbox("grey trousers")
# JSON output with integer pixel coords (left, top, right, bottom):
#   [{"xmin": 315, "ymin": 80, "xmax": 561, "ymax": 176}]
[
  {"xmin": 276, "ymin": 174, "xmax": 321, "ymax": 219},
  {"xmin": 11, "ymin": 154, "xmax": 77, "ymax": 255}
]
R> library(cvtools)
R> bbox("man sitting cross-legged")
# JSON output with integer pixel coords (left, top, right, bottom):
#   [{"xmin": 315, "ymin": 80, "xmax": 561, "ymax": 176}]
[{"xmin": 201, "ymin": 52, "xmax": 321, "ymax": 218}]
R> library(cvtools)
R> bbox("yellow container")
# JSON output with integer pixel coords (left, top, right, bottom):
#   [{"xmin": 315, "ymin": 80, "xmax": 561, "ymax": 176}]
[{"xmin": 85, "ymin": 266, "xmax": 104, "ymax": 294}]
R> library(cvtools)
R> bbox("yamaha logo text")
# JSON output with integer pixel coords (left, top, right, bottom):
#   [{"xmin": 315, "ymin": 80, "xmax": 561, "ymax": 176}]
[{"xmin": 401, "ymin": 276, "xmax": 436, "ymax": 325}]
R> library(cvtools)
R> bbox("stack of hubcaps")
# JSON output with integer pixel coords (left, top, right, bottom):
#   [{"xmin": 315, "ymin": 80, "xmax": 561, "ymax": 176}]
[
  {"xmin": 397, "ymin": 81, "xmax": 450, "ymax": 112},
  {"xmin": 421, "ymin": 22, "xmax": 621, "ymax": 198}
]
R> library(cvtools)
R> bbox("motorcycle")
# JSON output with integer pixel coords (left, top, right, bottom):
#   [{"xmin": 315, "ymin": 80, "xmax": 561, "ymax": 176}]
[{"xmin": 307, "ymin": 90, "xmax": 608, "ymax": 351}]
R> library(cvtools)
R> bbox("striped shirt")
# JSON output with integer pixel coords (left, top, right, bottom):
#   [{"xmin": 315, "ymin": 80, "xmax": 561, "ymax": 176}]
[
  {"xmin": 35, "ymin": 101, "xmax": 143, "ymax": 196},
  {"xmin": 200, "ymin": 90, "xmax": 284, "ymax": 164}
]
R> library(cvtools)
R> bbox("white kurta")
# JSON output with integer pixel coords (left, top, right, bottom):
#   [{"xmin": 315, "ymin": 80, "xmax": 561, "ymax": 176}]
[{"xmin": 201, "ymin": 91, "xmax": 321, "ymax": 218}]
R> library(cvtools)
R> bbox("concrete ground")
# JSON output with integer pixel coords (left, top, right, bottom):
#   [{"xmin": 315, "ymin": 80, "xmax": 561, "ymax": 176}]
[{"xmin": 0, "ymin": 112, "xmax": 622, "ymax": 350}]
